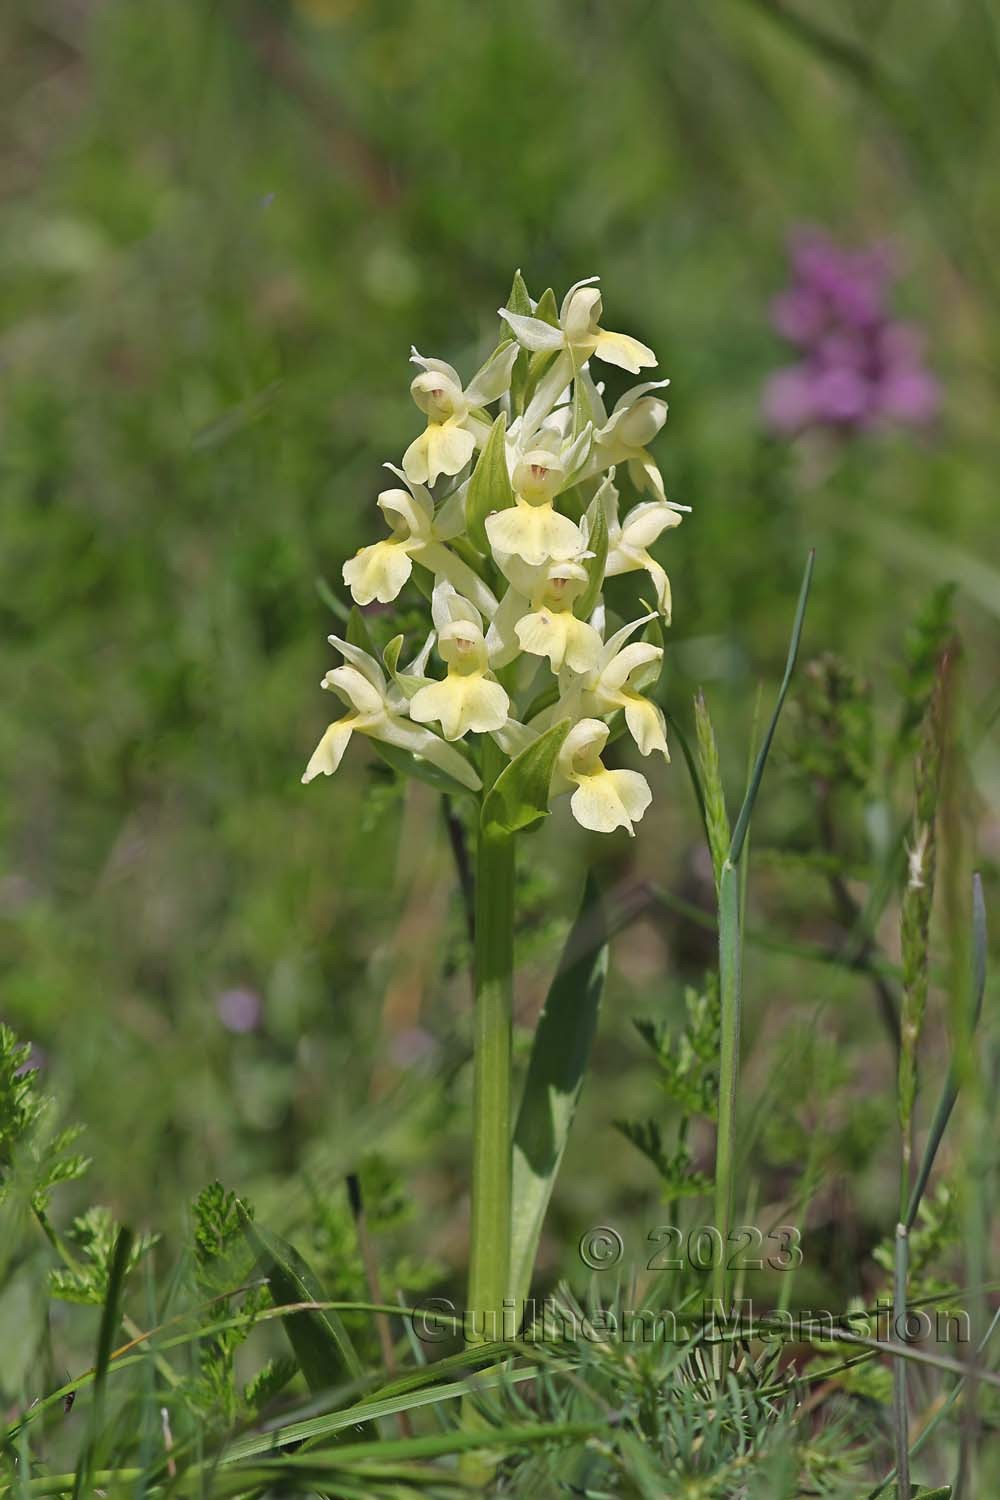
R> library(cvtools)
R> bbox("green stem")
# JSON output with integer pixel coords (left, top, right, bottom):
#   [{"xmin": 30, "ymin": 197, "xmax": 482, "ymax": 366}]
[
  {"xmin": 710, "ymin": 552, "xmax": 813, "ymax": 1313},
  {"xmin": 892, "ymin": 1222, "xmax": 911, "ymax": 1500},
  {"xmin": 466, "ymin": 739, "xmax": 515, "ymax": 1343},
  {"xmin": 712, "ymin": 858, "xmax": 742, "ymax": 1309}
]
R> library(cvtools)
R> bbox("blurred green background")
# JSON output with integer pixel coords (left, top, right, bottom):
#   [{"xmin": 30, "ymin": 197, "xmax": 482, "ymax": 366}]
[{"xmin": 1, "ymin": 0, "xmax": 998, "ymax": 1332}]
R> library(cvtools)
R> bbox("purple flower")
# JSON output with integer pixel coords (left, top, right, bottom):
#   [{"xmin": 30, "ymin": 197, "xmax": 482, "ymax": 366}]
[
  {"xmin": 763, "ymin": 229, "xmax": 939, "ymax": 437},
  {"xmin": 216, "ymin": 987, "xmax": 263, "ymax": 1034}
]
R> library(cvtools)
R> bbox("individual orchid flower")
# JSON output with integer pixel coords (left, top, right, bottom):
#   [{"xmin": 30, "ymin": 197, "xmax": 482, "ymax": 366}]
[
  {"xmin": 403, "ymin": 343, "xmax": 519, "ymax": 486},
  {"xmin": 581, "ymin": 626, "xmax": 669, "ymax": 760},
  {"xmin": 512, "ymin": 559, "xmax": 603, "ymax": 675},
  {"xmin": 529, "ymin": 614, "xmax": 667, "ymax": 760},
  {"xmin": 590, "ymin": 381, "xmax": 670, "ymax": 500},
  {"xmin": 409, "ymin": 582, "xmax": 510, "ymax": 741},
  {"xmin": 343, "ymin": 467, "xmax": 497, "ymax": 616},
  {"xmin": 302, "ymin": 635, "xmax": 480, "ymax": 790},
  {"xmin": 484, "ymin": 450, "xmax": 583, "ymax": 568},
  {"xmin": 553, "ymin": 718, "xmax": 652, "ymax": 836},
  {"xmin": 603, "ymin": 481, "xmax": 688, "ymax": 622},
  {"xmin": 499, "ymin": 277, "xmax": 657, "ymax": 376}
]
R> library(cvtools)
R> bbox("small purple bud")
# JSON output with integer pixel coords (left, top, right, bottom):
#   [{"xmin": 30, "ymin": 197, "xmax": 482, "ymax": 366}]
[{"xmin": 216, "ymin": 987, "xmax": 263, "ymax": 1034}]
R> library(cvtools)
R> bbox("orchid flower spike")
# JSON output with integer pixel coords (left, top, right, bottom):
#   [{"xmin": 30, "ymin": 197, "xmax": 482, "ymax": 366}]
[{"xmin": 306, "ymin": 272, "xmax": 686, "ymax": 839}]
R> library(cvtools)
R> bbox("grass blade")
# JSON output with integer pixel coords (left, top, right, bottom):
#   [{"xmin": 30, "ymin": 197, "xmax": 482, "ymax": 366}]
[
  {"xmin": 906, "ymin": 872, "xmax": 987, "ymax": 1230},
  {"xmin": 713, "ymin": 551, "xmax": 814, "ymax": 1308},
  {"xmin": 729, "ymin": 549, "xmax": 814, "ymax": 865},
  {"xmin": 239, "ymin": 1207, "xmax": 372, "ymax": 1432},
  {"xmin": 71, "ymin": 1225, "xmax": 133, "ymax": 1500}
]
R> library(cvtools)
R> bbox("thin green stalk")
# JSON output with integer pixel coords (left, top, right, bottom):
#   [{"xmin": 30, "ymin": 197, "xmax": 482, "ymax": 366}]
[
  {"xmin": 906, "ymin": 872, "xmax": 987, "ymax": 1231},
  {"xmin": 870, "ymin": 1303, "xmax": 1000, "ymax": 1498},
  {"xmin": 739, "ymin": 685, "xmax": 764, "ymax": 939},
  {"xmin": 466, "ymin": 736, "xmax": 515, "ymax": 1344},
  {"xmin": 712, "ymin": 860, "xmax": 742, "ymax": 1309},
  {"xmin": 711, "ymin": 552, "xmax": 814, "ymax": 1310},
  {"xmin": 892, "ymin": 1222, "xmax": 910, "ymax": 1500}
]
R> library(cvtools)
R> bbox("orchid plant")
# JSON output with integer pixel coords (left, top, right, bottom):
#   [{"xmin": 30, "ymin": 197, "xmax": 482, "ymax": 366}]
[{"xmin": 303, "ymin": 274, "xmax": 686, "ymax": 1337}]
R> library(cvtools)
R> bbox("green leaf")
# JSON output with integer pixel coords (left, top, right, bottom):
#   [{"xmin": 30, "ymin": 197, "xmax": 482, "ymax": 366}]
[
  {"xmin": 346, "ymin": 605, "xmax": 376, "ymax": 655},
  {"xmin": 72, "ymin": 1225, "xmax": 134, "ymax": 1500},
  {"xmin": 576, "ymin": 497, "xmax": 608, "ymax": 622},
  {"xmin": 466, "ymin": 413, "xmax": 512, "ymax": 554},
  {"xmin": 505, "ymin": 271, "xmax": 533, "ymax": 413},
  {"xmin": 370, "ymin": 739, "xmax": 475, "ymax": 799},
  {"xmin": 905, "ymin": 872, "xmax": 987, "ymax": 1230},
  {"xmin": 0, "ymin": 1026, "xmax": 90, "ymax": 1215},
  {"xmin": 534, "ymin": 287, "xmax": 559, "ymax": 326},
  {"xmin": 614, "ymin": 1118, "xmax": 713, "ymax": 1200},
  {"xmin": 505, "ymin": 269, "xmax": 532, "ymax": 320},
  {"xmin": 510, "ymin": 875, "xmax": 608, "ymax": 1303},
  {"xmin": 381, "ymin": 633, "xmax": 404, "ymax": 677},
  {"xmin": 49, "ymin": 1206, "xmax": 158, "ymax": 1305},
  {"xmin": 480, "ymin": 721, "xmax": 570, "ymax": 838},
  {"xmin": 520, "ymin": 288, "xmax": 562, "ymax": 410},
  {"xmin": 643, "ymin": 613, "xmax": 664, "ymax": 652},
  {"xmin": 239, "ymin": 1206, "xmax": 372, "ymax": 1425}
]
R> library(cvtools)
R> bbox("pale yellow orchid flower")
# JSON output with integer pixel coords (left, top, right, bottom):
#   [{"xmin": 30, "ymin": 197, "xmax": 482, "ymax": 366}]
[
  {"xmin": 409, "ymin": 583, "xmax": 510, "ymax": 741},
  {"xmin": 499, "ymin": 277, "xmax": 656, "ymax": 375},
  {"xmin": 583, "ymin": 639, "xmax": 669, "ymax": 759},
  {"xmin": 484, "ymin": 450, "xmax": 583, "ymax": 568},
  {"xmin": 529, "ymin": 614, "xmax": 667, "ymax": 760},
  {"xmin": 604, "ymin": 488, "xmax": 687, "ymax": 622},
  {"xmin": 302, "ymin": 636, "xmax": 480, "ymax": 790},
  {"xmin": 402, "ymin": 344, "xmax": 518, "ymax": 486},
  {"xmin": 591, "ymin": 381, "xmax": 670, "ymax": 500},
  {"xmin": 513, "ymin": 560, "xmax": 603, "ymax": 676},
  {"xmin": 343, "ymin": 470, "xmax": 497, "ymax": 615},
  {"xmin": 554, "ymin": 718, "xmax": 652, "ymax": 836}
]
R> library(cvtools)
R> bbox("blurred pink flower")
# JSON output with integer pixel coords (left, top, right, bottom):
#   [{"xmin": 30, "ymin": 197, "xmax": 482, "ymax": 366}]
[{"xmin": 763, "ymin": 229, "xmax": 939, "ymax": 437}]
